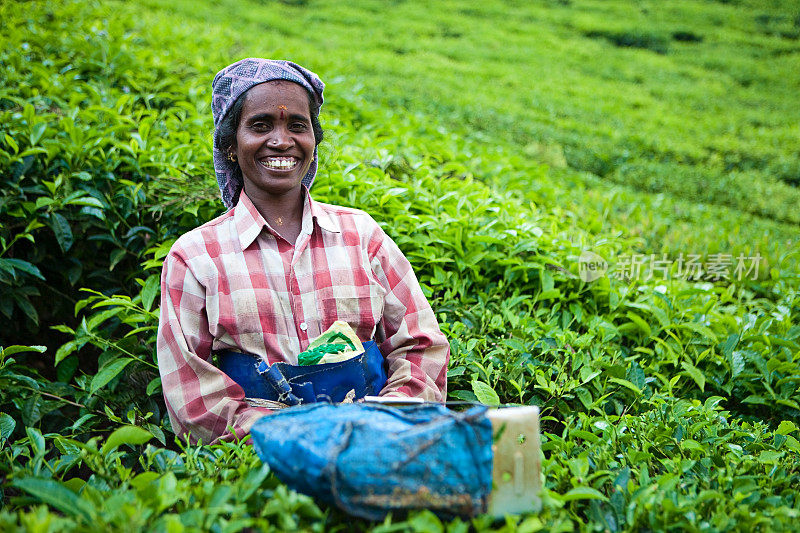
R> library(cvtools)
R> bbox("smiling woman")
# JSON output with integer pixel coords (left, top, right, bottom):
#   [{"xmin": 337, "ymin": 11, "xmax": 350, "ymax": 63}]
[
  {"xmin": 155, "ymin": 59, "xmax": 451, "ymax": 445},
  {"xmin": 154, "ymin": 59, "xmax": 539, "ymax": 519}
]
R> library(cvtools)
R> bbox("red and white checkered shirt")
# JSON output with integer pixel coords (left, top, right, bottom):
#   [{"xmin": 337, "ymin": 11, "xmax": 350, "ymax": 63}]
[{"xmin": 157, "ymin": 190, "xmax": 449, "ymax": 444}]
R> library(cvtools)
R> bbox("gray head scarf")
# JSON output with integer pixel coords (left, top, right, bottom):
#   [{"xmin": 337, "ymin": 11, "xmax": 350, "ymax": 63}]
[{"xmin": 211, "ymin": 58, "xmax": 325, "ymax": 209}]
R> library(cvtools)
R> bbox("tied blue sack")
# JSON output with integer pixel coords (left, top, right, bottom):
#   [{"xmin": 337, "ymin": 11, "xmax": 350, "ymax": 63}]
[
  {"xmin": 218, "ymin": 340, "xmax": 387, "ymax": 404},
  {"xmin": 250, "ymin": 403, "xmax": 494, "ymax": 519}
]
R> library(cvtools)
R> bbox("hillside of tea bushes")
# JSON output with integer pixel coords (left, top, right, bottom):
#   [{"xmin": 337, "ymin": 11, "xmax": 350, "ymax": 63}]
[{"xmin": 1, "ymin": 0, "xmax": 799, "ymax": 530}]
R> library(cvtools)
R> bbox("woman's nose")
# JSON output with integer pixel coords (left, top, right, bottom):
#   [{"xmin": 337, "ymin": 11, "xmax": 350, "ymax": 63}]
[{"xmin": 267, "ymin": 126, "xmax": 293, "ymax": 149}]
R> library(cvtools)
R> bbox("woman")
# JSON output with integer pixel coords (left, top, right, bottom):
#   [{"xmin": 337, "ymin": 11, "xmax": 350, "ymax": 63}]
[
  {"xmin": 157, "ymin": 59, "xmax": 540, "ymax": 519},
  {"xmin": 156, "ymin": 59, "xmax": 449, "ymax": 445}
]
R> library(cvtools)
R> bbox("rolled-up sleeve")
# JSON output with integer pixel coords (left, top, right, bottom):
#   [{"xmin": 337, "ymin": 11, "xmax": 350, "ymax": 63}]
[
  {"xmin": 156, "ymin": 248, "xmax": 270, "ymax": 444},
  {"xmin": 368, "ymin": 229, "xmax": 449, "ymax": 401}
]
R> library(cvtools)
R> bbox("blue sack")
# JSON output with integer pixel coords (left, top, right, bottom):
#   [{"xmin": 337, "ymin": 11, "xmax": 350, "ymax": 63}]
[
  {"xmin": 218, "ymin": 341, "xmax": 387, "ymax": 405},
  {"xmin": 250, "ymin": 403, "xmax": 494, "ymax": 519}
]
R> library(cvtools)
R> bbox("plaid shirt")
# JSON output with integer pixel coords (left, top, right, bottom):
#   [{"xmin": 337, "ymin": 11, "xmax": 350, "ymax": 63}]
[{"xmin": 157, "ymin": 191, "xmax": 449, "ymax": 444}]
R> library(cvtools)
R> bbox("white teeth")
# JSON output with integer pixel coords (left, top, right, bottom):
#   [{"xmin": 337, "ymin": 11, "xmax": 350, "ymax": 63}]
[{"xmin": 259, "ymin": 157, "xmax": 298, "ymax": 170}]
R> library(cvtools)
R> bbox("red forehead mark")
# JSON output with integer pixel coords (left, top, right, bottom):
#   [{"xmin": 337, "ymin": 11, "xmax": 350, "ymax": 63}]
[{"xmin": 278, "ymin": 105, "xmax": 287, "ymax": 119}]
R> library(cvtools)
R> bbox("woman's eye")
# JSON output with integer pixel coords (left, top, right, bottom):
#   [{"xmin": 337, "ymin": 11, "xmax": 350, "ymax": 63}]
[
  {"xmin": 252, "ymin": 122, "xmax": 271, "ymax": 131},
  {"xmin": 290, "ymin": 122, "xmax": 308, "ymax": 131}
]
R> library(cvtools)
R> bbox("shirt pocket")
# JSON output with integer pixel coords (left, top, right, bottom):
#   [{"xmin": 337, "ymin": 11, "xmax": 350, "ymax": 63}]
[
  {"xmin": 217, "ymin": 286, "xmax": 286, "ymax": 337},
  {"xmin": 317, "ymin": 283, "xmax": 385, "ymax": 341}
]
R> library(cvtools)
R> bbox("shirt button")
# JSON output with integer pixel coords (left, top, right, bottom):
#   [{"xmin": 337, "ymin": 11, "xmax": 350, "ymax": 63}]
[{"xmin": 299, "ymin": 322, "xmax": 308, "ymax": 331}]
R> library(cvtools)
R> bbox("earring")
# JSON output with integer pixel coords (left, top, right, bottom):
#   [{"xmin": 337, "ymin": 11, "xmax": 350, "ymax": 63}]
[{"xmin": 228, "ymin": 152, "xmax": 237, "ymax": 162}]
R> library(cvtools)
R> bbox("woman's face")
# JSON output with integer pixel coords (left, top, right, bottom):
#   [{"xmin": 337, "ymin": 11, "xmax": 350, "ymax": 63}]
[{"xmin": 234, "ymin": 81, "xmax": 316, "ymax": 201}]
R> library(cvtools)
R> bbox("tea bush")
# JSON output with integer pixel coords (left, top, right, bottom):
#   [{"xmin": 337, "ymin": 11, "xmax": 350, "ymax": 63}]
[{"xmin": 1, "ymin": 0, "xmax": 798, "ymax": 531}]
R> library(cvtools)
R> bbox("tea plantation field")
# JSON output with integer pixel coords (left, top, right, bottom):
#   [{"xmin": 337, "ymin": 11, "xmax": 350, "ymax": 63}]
[{"xmin": 1, "ymin": 0, "xmax": 799, "ymax": 530}]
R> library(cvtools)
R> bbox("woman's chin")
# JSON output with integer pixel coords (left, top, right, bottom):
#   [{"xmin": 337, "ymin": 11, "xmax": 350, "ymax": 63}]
[{"xmin": 243, "ymin": 177, "xmax": 304, "ymax": 200}]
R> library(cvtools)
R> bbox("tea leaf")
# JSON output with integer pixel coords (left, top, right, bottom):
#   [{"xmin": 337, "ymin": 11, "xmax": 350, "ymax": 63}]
[
  {"xmin": 471, "ymin": 380, "xmax": 500, "ymax": 406},
  {"xmin": 90, "ymin": 357, "xmax": 134, "ymax": 393},
  {"xmin": 681, "ymin": 361, "xmax": 706, "ymax": 392},
  {"xmin": 0, "ymin": 413, "xmax": 16, "ymax": 440},
  {"xmin": 101, "ymin": 425, "xmax": 154, "ymax": 455},
  {"xmin": 49, "ymin": 212, "xmax": 74, "ymax": 253},
  {"xmin": 12, "ymin": 477, "xmax": 95, "ymax": 521},
  {"xmin": 562, "ymin": 487, "xmax": 609, "ymax": 502}
]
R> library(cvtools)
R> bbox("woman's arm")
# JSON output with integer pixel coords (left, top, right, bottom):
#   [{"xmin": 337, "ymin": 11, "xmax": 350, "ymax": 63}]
[
  {"xmin": 368, "ymin": 229, "xmax": 450, "ymax": 401},
  {"xmin": 157, "ymin": 250, "xmax": 271, "ymax": 444}
]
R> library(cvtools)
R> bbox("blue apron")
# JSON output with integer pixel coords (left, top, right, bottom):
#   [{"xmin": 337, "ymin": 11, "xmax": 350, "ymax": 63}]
[
  {"xmin": 223, "ymin": 344, "xmax": 495, "ymax": 519},
  {"xmin": 218, "ymin": 340, "xmax": 387, "ymax": 405}
]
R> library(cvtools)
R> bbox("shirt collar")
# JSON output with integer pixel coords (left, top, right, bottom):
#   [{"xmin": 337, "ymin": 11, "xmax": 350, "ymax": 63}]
[
  {"xmin": 233, "ymin": 193, "xmax": 266, "ymax": 250},
  {"xmin": 307, "ymin": 193, "xmax": 340, "ymax": 234},
  {"xmin": 233, "ymin": 188, "xmax": 339, "ymax": 250}
]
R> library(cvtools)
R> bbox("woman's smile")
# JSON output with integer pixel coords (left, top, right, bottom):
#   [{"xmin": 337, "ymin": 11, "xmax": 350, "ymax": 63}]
[{"xmin": 259, "ymin": 156, "xmax": 300, "ymax": 170}]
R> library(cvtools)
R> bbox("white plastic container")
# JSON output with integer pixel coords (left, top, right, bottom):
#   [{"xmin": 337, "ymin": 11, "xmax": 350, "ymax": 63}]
[{"xmin": 487, "ymin": 406, "xmax": 542, "ymax": 516}]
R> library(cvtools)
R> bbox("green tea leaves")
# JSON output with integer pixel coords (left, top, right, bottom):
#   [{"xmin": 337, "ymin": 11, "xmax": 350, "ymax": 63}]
[{"xmin": 12, "ymin": 477, "xmax": 95, "ymax": 521}]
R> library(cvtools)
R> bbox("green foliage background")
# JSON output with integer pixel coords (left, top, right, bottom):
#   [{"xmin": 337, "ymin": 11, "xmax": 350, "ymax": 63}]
[{"xmin": 1, "ymin": 0, "xmax": 799, "ymax": 530}]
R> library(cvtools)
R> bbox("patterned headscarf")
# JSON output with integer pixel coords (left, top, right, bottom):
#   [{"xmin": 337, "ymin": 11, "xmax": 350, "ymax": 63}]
[{"xmin": 211, "ymin": 58, "xmax": 325, "ymax": 209}]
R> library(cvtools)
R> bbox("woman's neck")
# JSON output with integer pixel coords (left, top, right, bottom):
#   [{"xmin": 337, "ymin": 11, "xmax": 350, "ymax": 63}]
[{"xmin": 244, "ymin": 186, "xmax": 305, "ymax": 244}]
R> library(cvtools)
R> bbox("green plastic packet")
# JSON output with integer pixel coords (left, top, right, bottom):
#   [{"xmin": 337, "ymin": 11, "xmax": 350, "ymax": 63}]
[
  {"xmin": 297, "ymin": 341, "xmax": 349, "ymax": 365},
  {"xmin": 297, "ymin": 321, "xmax": 364, "ymax": 366}
]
